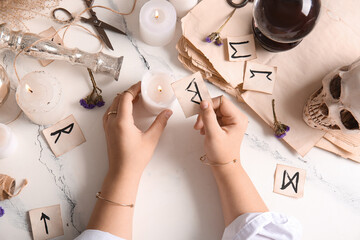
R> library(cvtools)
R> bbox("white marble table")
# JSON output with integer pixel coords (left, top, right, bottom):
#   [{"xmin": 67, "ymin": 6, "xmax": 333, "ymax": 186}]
[{"xmin": 1, "ymin": 1, "xmax": 360, "ymax": 239}]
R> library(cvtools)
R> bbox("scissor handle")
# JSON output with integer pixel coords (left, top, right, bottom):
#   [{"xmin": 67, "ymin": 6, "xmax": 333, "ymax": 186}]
[
  {"xmin": 226, "ymin": 0, "xmax": 250, "ymax": 8},
  {"xmin": 52, "ymin": 8, "xmax": 75, "ymax": 24}
]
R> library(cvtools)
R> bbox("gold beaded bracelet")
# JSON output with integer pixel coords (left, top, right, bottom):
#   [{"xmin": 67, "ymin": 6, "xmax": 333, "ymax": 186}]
[
  {"xmin": 96, "ymin": 192, "xmax": 134, "ymax": 208},
  {"xmin": 200, "ymin": 154, "xmax": 237, "ymax": 166}
]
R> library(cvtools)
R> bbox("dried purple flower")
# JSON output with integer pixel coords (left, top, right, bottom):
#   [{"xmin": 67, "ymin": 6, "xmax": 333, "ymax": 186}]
[
  {"xmin": 205, "ymin": 9, "xmax": 236, "ymax": 47},
  {"xmin": 215, "ymin": 37, "xmax": 223, "ymax": 46},
  {"xmin": 205, "ymin": 32, "xmax": 219, "ymax": 43},
  {"xmin": 80, "ymin": 69, "xmax": 105, "ymax": 110},
  {"xmin": 0, "ymin": 206, "xmax": 4, "ymax": 217},
  {"xmin": 95, "ymin": 96, "xmax": 105, "ymax": 107},
  {"xmin": 272, "ymin": 99, "xmax": 290, "ymax": 139},
  {"xmin": 80, "ymin": 98, "xmax": 88, "ymax": 108}
]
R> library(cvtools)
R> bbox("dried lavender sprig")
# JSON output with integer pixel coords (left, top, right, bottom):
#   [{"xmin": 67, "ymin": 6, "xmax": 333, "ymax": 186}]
[
  {"xmin": 272, "ymin": 99, "xmax": 290, "ymax": 139},
  {"xmin": 79, "ymin": 68, "xmax": 105, "ymax": 109},
  {"xmin": 205, "ymin": 9, "xmax": 236, "ymax": 46}
]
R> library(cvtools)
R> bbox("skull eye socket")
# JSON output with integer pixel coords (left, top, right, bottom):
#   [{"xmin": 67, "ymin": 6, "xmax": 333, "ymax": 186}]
[
  {"xmin": 340, "ymin": 109, "xmax": 359, "ymax": 130},
  {"xmin": 330, "ymin": 74, "xmax": 341, "ymax": 99}
]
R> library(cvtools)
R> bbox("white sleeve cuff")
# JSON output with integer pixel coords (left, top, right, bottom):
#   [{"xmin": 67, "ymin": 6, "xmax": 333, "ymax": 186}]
[
  {"xmin": 222, "ymin": 212, "xmax": 302, "ymax": 240},
  {"xmin": 74, "ymin": 229, "xmax": 126, "ymax": 240}
]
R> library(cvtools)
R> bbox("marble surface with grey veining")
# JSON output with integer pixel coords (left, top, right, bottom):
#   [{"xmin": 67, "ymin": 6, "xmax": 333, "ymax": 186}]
[{"xmin": 0, "ymin": 0, "xmax": 360, "ymax": 240}]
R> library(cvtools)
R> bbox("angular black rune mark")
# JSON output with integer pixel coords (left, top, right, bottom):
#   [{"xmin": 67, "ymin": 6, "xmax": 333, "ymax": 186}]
[
  {"xmin": 185, "ymin": 78, "xmax": 203, "ymax": 104},
  {"xmin": 40, "ymin": 213, "xmax": 50, "ymax": 234},
  {"xmin": 229, "ymin": 41, "xmax": 251, "ymax": 59},
  {"xmin": 280, "ymin": 171, "xmax": 300, "ymax": 193},
  {"xmin": 50, "ymin": 123, "xmax": 74, "ymax": 144},
  {"xmin": 249, "ymin": 70, "xmax": 273, "ymax": 81}
]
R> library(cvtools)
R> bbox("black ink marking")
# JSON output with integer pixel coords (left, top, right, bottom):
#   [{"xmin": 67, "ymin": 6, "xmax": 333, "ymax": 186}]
[
  {"xmin": 186, "ymin": 78, "xmax": 203, "ymax": 104},
  {"xmin": 50, "ymin": 123, "xmax": 74, "ymax": 144},
  {"xmin": 229, "ymin": 41, "xmax": 251, "ymax": 59},
  {"xmin": 280, "ymin": 170, "xmax": 300, "ymax": 193},
  {"xmin": 249, "ymin": 70, "xmax": 273, "ymax": 81},
  {"xmin": 40, "ymin": 212, "xmax": 50, "ymax": 234},
  {"xmin": 36, "ymin": 126, "xmax": 80, "ymax": 234}
]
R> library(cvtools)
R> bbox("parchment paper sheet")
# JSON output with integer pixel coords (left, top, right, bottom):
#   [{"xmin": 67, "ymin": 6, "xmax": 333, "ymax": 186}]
[{"xmin": 179, "ymin": 0, "xmax": 360, "ymax": 161}]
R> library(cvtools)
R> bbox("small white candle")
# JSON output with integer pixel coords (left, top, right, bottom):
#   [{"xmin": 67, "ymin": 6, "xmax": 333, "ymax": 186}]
[
  {"xmin": 139, "ymin": 0, "xmax": 177, "ymax": 46},
  {"xmin": 169, "ymin": 0, "xmax": 198, "ymax": 18},
  {"xmin": 0, "ymin": 124, "xmax": 17, "ymax": 159},
  {"xmin": 141, "ymin": 71, "xmax": 176, "ymax": 115},
  {"xmin": 16, "ymin": 71, "xmax": 64, "ymax": 125}
]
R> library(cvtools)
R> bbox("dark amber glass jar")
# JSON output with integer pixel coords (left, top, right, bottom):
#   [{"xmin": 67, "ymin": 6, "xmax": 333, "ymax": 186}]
[{"xmin": 252, "ymin": 0, "xmax": 321, "ymax": 52}]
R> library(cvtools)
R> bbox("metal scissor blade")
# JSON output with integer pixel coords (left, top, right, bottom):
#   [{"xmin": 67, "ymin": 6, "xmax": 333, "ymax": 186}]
[
  {"xmin": 94, "ymin": 25, "xmax": 114, "ymax": 50},
  {"xmin": 84, "ymin": 0, "xmax": 94, "ymax": 8},
  {"xmin": 81, "ymin": 17, "xmax": 126, "ymax": 35},
  {"xmin": 97, "ymin": 21, "xmax": 126, "ymax": 36}
]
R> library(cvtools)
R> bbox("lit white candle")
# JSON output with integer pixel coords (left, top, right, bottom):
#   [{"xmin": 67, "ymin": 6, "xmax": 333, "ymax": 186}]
[
  {"xmin": 0, "ymin": 123, "xmax": 17, "ymax": 159},
  {"xmin": 169, "ymin": 0, "xmax": 198, "ymax": 18},
  {"xmin": 141, "ymin": 71, "xmax": 176, "ymax": 115},
  {"xmin": 139, "ymin": 0, "xmax": 177, "ymax": 46},
  {"xmin": 16, "ymin": 71, "xmax": 64, "ymax": 125}
]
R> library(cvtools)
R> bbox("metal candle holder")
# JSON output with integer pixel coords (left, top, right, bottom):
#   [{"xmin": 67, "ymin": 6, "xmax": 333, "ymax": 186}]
[{"xmin": 0, "ymin": 24, "xmax": 123, "ymax": 80}]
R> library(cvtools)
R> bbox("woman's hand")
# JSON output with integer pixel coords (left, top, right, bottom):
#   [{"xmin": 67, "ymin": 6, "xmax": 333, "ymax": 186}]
[
  {"xmin": 194, "ymin": 96, "xmax": 268, "ymax": 226},
  {"xmin": 103, "ymin": 82, "xmax": 173, "ymax": 177},
  {"xmin": 194, "ymin": 96, "xmax": 248, "ymax": 164}
]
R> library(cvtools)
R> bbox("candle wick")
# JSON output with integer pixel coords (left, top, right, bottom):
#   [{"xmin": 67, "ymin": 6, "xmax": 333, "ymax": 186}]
[{"xmin": 29, "ymin": 89, "xmax": 33, "ymax": 93}]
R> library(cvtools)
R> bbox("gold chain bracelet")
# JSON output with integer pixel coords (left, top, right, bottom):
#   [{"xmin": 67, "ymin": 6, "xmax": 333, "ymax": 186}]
[
  {"xmin": 200, "ymin": 154, "xmax": 237, "ymax": 166},
  {"xmin": 96, "ymin": 192, "xmax": 134, "ymax": 208}
]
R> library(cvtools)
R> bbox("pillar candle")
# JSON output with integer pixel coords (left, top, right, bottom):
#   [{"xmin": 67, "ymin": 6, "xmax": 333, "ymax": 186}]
[
  {"xmin": 141, "ymin": 71, "xmax": 176, "ymax": 115},
  {"xmin": 139, "ymin": 0, "xmax": 177, "ymax": 46},
  {"xmin": 0, "ymin": 124, "xmax": 17, "ymax": 159},
  {"xmin": 16, "ymin": 71, "xmax": 64, "ymax": 125}
]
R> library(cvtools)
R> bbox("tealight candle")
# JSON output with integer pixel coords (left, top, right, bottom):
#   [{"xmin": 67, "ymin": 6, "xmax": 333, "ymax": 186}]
[
  {"xmin": 141, "ymin": 71, "xmax": 176, "ymax": 115},
  {"xmin": 169, "ymin": 0, "xmax": 198, "ymax": 18},
  {"xmin": 0, "ymin": 124, "xmax": 17, "ymax": 159},
  {"xmin": 16, "ymin": 71, "xmax": 64, "ymax": 125},
  {"xmin": 139, "ymin": 0, "xmax": 177, "ymax": 46}
]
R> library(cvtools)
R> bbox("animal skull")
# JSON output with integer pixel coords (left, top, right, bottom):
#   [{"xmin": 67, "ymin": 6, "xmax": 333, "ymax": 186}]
[{"xmin": 303, "ymin": 58, "xmax": 360, "ymax": 133}]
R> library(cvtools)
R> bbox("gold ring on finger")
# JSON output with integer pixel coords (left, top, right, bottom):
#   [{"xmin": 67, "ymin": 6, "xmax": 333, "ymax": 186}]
[
  {"xmin": 107, "ymin": 111, "xmax": 117, "ymax": 116},
  {"xmin": 124, "ymin": 90, "xmax": 135, "ymax": 100}
]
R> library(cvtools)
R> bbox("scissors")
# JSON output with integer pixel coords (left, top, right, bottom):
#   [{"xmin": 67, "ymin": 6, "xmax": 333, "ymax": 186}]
[
  {"xmin": 52, "ymin": 0, "xmax": 126, "ymax": 51},
  {"xmin": 226, "ymin": 0, "xmax": 251, "ymax": 8}
]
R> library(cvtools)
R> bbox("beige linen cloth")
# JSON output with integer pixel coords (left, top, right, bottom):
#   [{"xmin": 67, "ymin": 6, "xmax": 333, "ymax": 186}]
[{"xmin": 177, "ymin": 0, "xmax": 360, "ymax": 162}]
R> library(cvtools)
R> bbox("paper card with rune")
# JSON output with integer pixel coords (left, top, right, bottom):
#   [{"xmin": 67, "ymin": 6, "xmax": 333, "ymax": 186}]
[
  {"xmin": 180, "ymin": 0, "xmax": 360, "ymax": 160},
  {"xmin": 181, "ymin": 0, "xmax": 273, "ymax": 88}
]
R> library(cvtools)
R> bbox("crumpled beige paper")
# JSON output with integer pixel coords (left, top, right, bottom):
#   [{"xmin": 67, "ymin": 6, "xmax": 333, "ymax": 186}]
[
  {"xmin": 176, "ymin": 36, "xmax": 245, "ymax": 102},
  {"xmin": 178, "ymin": 0, "xmax": 360, "ymax": 162}
]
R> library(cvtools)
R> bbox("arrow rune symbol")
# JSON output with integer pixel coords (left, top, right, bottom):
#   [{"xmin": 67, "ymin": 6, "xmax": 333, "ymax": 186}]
[
  {"xmin": 229, "ymin": 41, "xmax": 252, "ymax": 59},
  {"xmin": 186, "ymin": 78, "xmax": 203, "ymax": 105},
  {"xmin": 50, "ymin": 123, "xmax": 74, "ymax": 144},
  {"xmin": 280, "ymin": 171, "xmax": 300, "ymax": 193},
  {"xmin": 249, "ymin": 70, "xmax": 273, "ymax": 81},
  {"xmin": 40, "ymin": 212, "xmax": 50, "ymax": 234}
]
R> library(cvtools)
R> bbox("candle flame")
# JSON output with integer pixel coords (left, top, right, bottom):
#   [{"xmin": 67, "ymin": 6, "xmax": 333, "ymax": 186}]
[
  {"xmin": 154, "ymin": 10, "xmax": 159, "ymax": 19},
  {"xmin": 158, "ymin": 85, "xmax": 163, "ymax": 93},
  {"xmin": 25, "ymin": 84, "xmax": 33, "ymax": 93}
]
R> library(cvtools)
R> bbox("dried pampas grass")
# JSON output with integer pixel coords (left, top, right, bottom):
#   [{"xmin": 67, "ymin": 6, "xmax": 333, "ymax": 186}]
[{"xmin": 0, "ymin": 0, "xmax": 61, "ymax": 30}]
